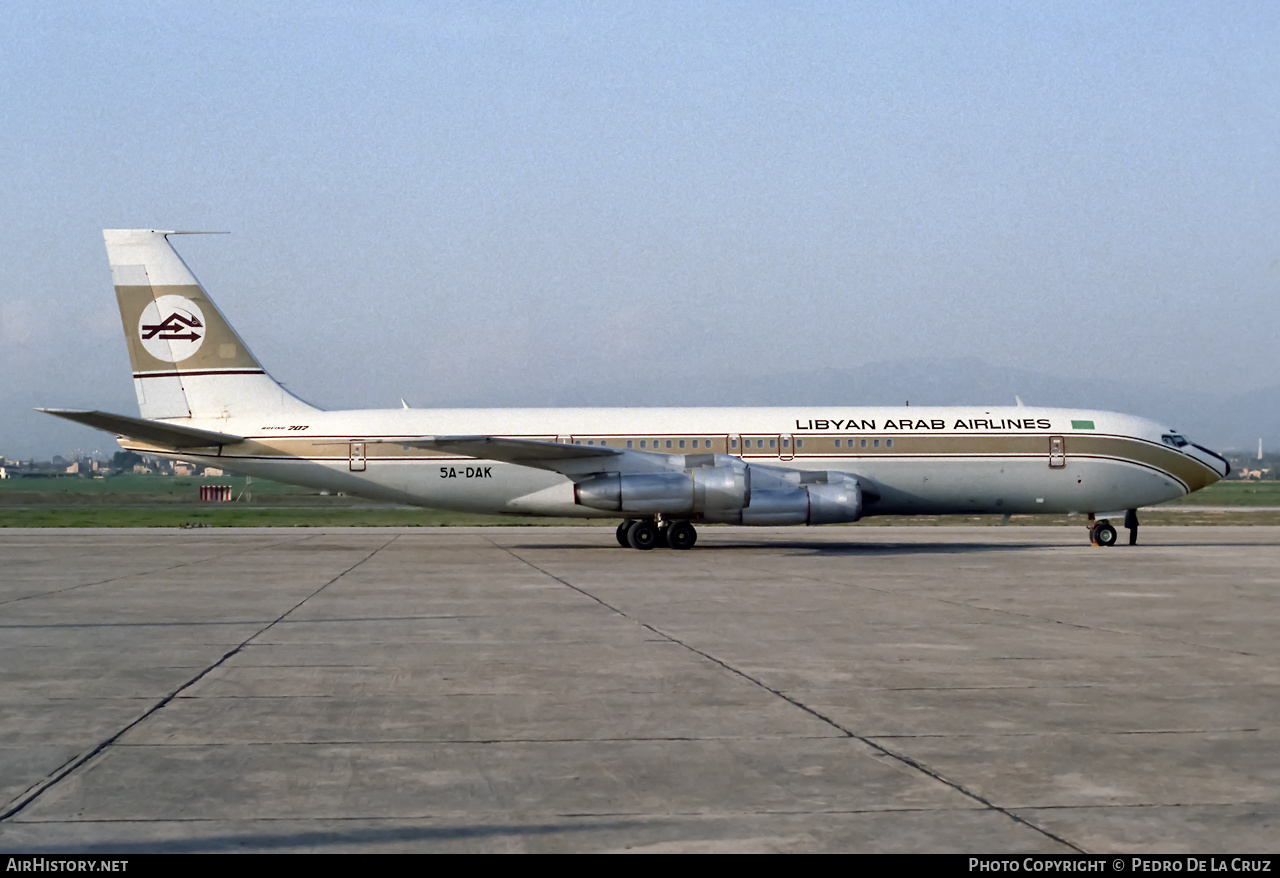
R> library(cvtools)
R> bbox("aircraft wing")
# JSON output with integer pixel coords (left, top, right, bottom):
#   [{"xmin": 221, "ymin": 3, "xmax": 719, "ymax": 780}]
[
  {"xmin": 38, "ymin": 409, "xmax": 244, "ymax": 448},
  {"xmin": 400, "ymin": 435, "xmax": 620, "ymax": 461},
  {"xmin": 382, "ymin": 435, "xmax": 683, "ymax": 478},
  {"xmin": 384, "ymin": 435, "xmax": 879, "ymax": 499}
]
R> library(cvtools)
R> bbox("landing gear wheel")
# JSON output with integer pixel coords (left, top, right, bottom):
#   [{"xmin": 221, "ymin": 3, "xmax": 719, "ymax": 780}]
[
  {"xmin": 1091, "ymin": 521, "xmax": 1118, "ymax": 547},
  {"xmin": 666, "ymin": 521, "xmax": 697, "ymax": 550},
  {"xmin": 616, "ymin": 520, "xmax": 635, "ymax": 548},
  {"xmin": 627, "ymin": 519, "xmax": 659, "ymax": 550}
]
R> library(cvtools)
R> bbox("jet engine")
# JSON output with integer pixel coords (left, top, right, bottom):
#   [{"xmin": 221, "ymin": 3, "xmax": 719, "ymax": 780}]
[
  {"xmin": 573, "ymin": 461, "xmax": 748, "ymax": 516},
  {"xmin": 574, "ymin": 458, "xmax": 863, "ymax": 525},
  {"xmin": 718, "ymin": 471, "xmax": 862, "ymax": 525}
]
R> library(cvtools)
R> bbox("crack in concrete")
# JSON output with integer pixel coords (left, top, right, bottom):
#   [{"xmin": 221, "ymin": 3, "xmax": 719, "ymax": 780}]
[
  {"xmin": 0, "ymin": 535, "xmax": 399, "ymax": 823},
  {"xmin": 493, "ymin": 541, "xmax": 1086, "ymax": 853}
]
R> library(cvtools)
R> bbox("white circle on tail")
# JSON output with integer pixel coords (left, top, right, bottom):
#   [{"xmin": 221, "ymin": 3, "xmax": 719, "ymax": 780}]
[{"xmin": 138, "ymin": 295, "xmax": 206, "ymax": 363}]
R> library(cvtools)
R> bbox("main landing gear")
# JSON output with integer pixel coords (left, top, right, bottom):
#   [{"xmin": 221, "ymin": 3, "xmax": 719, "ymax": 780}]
[
  {"xmin": 616, "ymin": 518, "xmax": 698, "ymax": 550},
  {"xmin": 1087, "ymin": 509, "xmax": 1139, "ymax": 547}
]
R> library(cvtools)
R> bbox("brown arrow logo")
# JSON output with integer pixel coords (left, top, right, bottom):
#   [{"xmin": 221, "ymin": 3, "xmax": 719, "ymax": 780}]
[{"xmin": 141, "ymin": 312, "xmax": 203, "ymax": 341}]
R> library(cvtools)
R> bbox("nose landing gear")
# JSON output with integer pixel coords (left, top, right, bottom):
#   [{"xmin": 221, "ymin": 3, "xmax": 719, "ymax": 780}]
[
  {"xmin": 1089, "ymin": 519, "xmax": 1118, "ymax": 546},
  {"xmin": 1087, "ymin": 509, "xmax": 1139, "ymax": 546}
]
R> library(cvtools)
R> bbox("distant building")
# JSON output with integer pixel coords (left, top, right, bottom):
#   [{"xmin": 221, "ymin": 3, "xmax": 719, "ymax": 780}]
[
  {"xmin": 203, "ymin": 467, "xmax": 224, "ymax": 477},
  {"xmin": 65, "ymin": 461, "xmax": 80, "ymax": 474}
]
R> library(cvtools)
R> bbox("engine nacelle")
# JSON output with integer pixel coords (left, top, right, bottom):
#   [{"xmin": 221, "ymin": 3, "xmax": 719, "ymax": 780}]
[
  {"xmin": 575, "ymin": 461, "xmax": 750, "ymax": 516},
  {"xmin": 575, "ymin": 464, "xmax": 862, "ymax": 525},
  {"xmin": 692, "ymin": 462, "xmax": 749, "ymax": 515},
  {"xmin": 707, "ymin": 473, "xmax": 863, "ymax": 525},
  {"xmin": 736, "ymin": 489, "xmax": 809, "ymax": 525},
  {"xmin": 575, "ymin": 472, "xmax": 693, "ymax": 514},
  {"xmin": 806, "ymin": 475, "xmax": 863, "ymax": 524}
]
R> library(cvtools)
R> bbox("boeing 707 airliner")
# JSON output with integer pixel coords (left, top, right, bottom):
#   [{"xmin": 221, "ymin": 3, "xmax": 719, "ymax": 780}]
[{"xmin": 42, "ymin": 229, "xmax": 1229, "ymax": 549}]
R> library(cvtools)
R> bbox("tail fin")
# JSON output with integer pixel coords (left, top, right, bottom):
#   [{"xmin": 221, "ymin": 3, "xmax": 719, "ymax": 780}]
[{"xmin": 105, "ymin": 229, "xmax": 317, "ymax": 420}]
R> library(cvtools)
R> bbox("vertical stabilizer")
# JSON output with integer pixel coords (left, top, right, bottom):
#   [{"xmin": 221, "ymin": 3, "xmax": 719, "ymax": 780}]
[{"xmin": 105, "ymin": 229, "xmax": 317, "ymax": 420}]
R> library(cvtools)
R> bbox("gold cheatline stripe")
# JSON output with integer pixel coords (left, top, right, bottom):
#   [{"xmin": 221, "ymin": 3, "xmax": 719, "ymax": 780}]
[{"xmin": 119, "ymin": 431, "xmax": 1214, "ymax": 492}]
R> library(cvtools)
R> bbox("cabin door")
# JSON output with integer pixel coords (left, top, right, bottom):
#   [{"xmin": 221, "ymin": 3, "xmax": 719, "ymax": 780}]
[
  {"xmin": 349, "ymin": 441, "xmax": 367, "ymax": 472},
  {"xmin": 1049, "ymin": 436, "xmax": 1066, "ymax": 468}
]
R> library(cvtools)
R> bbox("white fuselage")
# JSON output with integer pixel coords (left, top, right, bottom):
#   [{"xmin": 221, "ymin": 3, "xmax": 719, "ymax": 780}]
[{"xmin": 128, "ymin": 404, "xmax": 1226, "ymax": 519}]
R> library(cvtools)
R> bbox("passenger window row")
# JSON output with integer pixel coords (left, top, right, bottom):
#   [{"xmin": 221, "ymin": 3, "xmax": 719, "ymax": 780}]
[
  {"xmin": 574, "ymin": 438, "xmax": 717, "ymax": 449},
  {"xmin": 563, "ymin": 436, "xmax": 894, "ymax": 452}
]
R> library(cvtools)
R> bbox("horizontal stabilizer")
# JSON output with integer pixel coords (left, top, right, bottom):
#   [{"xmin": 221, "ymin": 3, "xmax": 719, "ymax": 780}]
[{"xmin": 37, "ymin": 409, "xmax": 243, "ymax": 448}]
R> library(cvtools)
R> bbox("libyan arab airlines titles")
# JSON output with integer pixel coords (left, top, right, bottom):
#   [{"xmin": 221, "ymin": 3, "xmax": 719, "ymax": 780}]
[{"xmin": 794, "ymin": 417, "xmax": 1055, "ymax": 432}]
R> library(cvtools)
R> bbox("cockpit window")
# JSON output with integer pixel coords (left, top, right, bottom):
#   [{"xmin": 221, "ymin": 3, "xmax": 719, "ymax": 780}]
[{"xmin": 1161, "ymin": 434, "xmax": 1189, "ymax": 448}]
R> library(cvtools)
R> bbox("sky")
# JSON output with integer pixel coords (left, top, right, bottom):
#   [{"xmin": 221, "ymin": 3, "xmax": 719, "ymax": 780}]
[{"xmin": 3, "ymin": 2, "xmax": 1278, "ymax": 458}]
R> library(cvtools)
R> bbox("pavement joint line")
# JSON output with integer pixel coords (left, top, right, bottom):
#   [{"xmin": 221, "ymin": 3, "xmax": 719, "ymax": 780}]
[
  {"xmin": 867, "ymin": 728, "xmax": 1264, "ymax": 739},
  {"xmin": 491, "ymin": 539, "xmax": 1086, "ymax": 854},
  {"xmin": 8, "ymin": 807, "xmax": 989, "ymax": 824},
  {"xmin": 1, "ymin": 611, "xmax": 469, "ymax": 629},
  {"xmin": 53, "ymin": 728, "xmax": 1272, "ymax": 745},
  {"xmin": 0, "ymin": 534, "xmax": 400, "ymax": 824},
  {"xmin": 0, "ymin": 534, "xmax": 312, "ymax": 608},
  {"xmin": 106, "ymin": 735, "xmax": 846, "ymax": 746},
  {"xmin": 18, "ymin": 801, "xmax": 1252, "ymax": 831},
  {"xmin": 1013, "ymin": 802, "xmax": 1270, "ymax": 811}
]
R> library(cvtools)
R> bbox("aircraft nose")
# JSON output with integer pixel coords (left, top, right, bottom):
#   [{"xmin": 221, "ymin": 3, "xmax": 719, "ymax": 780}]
[{"xmin": 1191, "ymin": 442, "xmax": 1230, "ymax": 479}]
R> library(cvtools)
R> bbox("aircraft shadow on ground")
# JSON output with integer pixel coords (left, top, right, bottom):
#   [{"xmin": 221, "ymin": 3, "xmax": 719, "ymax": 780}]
[
  {"xmin": 742, "ymin": 540, "xmax": 1043, "ymax": 556},
  {"xmin": 511, "ymin": 540, "xmax": 1045, "ymax": 556},
  {"xmin": 9, "ymin": 819, "xmax": 656, "ymax": 854}
]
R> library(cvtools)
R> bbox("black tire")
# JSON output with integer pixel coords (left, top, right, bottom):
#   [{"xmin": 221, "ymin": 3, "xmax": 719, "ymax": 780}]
[
  {"xmin": 1093, "ymin": 522, "xmax": 1118, "ymax": 547},
  {"xmin": 666, "ymin": 521, "xmax": 697, "ymax": 550},
  {"xmin": 627, "ymin": 519, "xmax": 659, "ymax": 550},
  {"xmin": 616, "ymin": 520, "xmax": 634, "ymax": 547}
]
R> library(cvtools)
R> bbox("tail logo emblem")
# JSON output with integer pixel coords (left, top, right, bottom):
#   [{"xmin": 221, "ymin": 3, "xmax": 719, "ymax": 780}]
[{"xmin": 138, "ymin": 295, "xmax": 206, "ymax": 362}]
